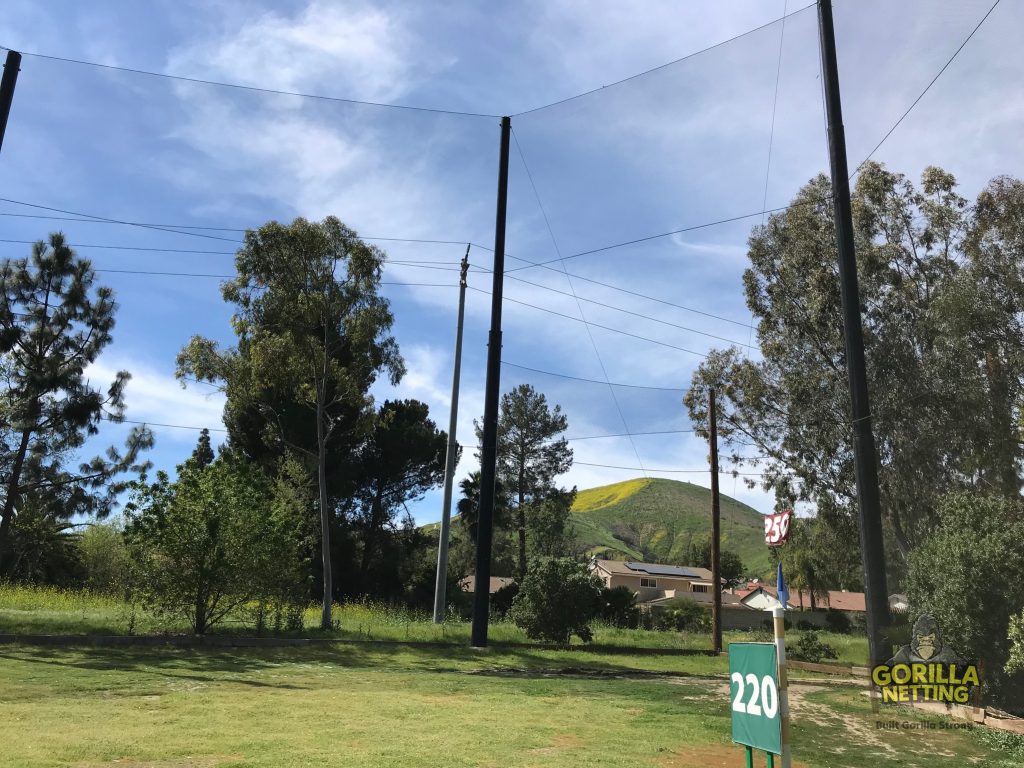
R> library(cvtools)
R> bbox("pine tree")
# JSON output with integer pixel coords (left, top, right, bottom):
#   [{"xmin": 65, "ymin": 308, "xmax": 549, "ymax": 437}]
[
  {"xmin": 191, "ymin": 428, "xmax": 215, "ymax": 469},
  {"xmin": 478, "ymin": 384, "xmax": 572, "ymax": 579},
  {"xmin": 0, "ymin": 234, "xmax": 152, "ymax": 572}
]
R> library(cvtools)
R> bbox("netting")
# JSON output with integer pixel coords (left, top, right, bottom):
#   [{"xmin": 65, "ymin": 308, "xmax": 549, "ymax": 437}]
[{"xmin": 0, "ymin": 0, "xmax": 1016, "ymax": 518}]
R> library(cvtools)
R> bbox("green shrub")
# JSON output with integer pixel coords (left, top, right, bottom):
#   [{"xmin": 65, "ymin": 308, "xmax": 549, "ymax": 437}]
[
  {"xmin": 884, "ymin": 610, "xmax": 913, "ymax": 650},
  {"xmin": 442, "ymin": 582, "xmax": 473, "ymax": 621},
  {"xmin": 490, "ymin": 581, "xmax": 519, "ymax": 620},
  {"xmin": 125, "ymin": 453, "xmax": 309, "ymax": 634},
  {"xmin": 907, "ymin": 493, "xmax": 1024, "ymax": 711},
  {"xmin": 790, "ymin": 629, "xmax": 839, "ymax": 663},
  {"xmin": 509, "ymin": 557, "xmax": 602, "ymax": 644},
  {"xmin": 1008, "ymin": 611, "xmax": 1024, "ymax": 676},
  {"xmin": 655, "ymin": 600, "xmax": 709, "ymax": 632},
  {"xmin": 824, "ymin": 608, "xmax": 851, "ymax": 634},
  {"xmin": 796, "ymin": 619, "xmax": 816, "ymax": 631},
  {"xmin": 974, "ymin": 725, "xmax": 1024, "ymax": 762},
  {"xmin": 600, "ymin": 586, "xmax": 639, "ymax": 629},
  {"xmin": 79, "ymin": 521, "xmax": 130, "ymax": 595},
  {"xmin": 749, "ymin": 628, "xmax": 774, "ymax": 643}
]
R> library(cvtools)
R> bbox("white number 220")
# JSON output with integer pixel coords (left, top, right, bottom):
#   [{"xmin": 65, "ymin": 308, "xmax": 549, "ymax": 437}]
[{"xmin": 731, "ymin": 672, "xmax": 779, "ymax": 719}]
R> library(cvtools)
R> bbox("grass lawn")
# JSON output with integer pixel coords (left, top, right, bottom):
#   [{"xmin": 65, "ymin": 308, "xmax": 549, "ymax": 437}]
[
  {"xmin": 0, "ymin": 585, "xmax": 871, "ymax": 666},
  {"xmin": 0, "ymin": 643, "xmax": 1019, "ymax": 768}
]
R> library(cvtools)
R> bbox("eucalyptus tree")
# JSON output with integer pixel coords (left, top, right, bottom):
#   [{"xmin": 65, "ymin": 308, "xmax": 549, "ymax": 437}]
[
  {"xmin": 177, "ymin": 217, "xmax": 403, "ymax": 628},
  {"xmin": 685, "ymin": 164, "xmax": 1024, "ymax": 570}
]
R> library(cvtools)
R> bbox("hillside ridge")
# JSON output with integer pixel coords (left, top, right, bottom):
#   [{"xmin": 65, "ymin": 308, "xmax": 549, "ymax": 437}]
[{"xmin": 570, "ymin": 477, "xmax": 770, "ymax": 577}]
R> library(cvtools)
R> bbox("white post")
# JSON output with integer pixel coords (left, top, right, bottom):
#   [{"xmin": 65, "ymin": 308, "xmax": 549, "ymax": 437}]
[{"xmin": 772, "ymin": 606, "xmax": 792, "ymax": 768}]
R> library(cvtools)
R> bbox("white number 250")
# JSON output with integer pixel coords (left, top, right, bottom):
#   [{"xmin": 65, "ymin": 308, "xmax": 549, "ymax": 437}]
[{"xmin": 731, "ymin": 672, "xmax": 779, "ymax": 719}]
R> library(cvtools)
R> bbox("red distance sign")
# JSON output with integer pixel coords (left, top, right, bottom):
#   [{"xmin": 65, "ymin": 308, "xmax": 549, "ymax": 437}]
[{"xmin": 764, "ymin": 510, "xmax": 792, "ymax": 547}]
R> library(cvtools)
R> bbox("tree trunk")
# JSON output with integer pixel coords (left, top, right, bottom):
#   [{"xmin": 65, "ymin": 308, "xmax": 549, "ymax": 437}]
[
  {"xmin": 359, "ymin": 488, "xmax": 385, "ymax": 582},
  {"xmin": 984, "ymin": 350, "xmax": 1018, "ymax": 495},
  {"xmin": 317, "ymin": 396, "xmax": 333, "ymax": 630},
  {"xmin": 516, "ymin": 478, "xmax": 526, "ymax": 580},
  {"xmin": 195, "ymin": 589, "xmax": 207, "ymax": 634},
  {"xmin": 0, "ymin": 427, "xmax": 33, "ymax": 571}
]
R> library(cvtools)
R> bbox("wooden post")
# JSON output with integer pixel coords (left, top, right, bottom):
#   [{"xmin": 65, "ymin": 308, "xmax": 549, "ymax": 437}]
[
  {"xmin": 709, "ymin": 388, "xmax": 722, "ymax": 653},
  {"xmin": 772, "ymin": 606, "xmax": 792, "ymax": 768}
]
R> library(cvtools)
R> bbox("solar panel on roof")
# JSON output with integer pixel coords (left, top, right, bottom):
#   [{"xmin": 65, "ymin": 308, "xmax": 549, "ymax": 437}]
[{"xmin": 624, "ymin": 562, "xmax": 703, "ymax": 578}]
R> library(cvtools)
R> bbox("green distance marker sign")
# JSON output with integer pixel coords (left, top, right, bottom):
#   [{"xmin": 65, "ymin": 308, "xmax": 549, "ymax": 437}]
[{"xmin": 729, "ymin": 642, "xmax": 782, "ymax": 755}]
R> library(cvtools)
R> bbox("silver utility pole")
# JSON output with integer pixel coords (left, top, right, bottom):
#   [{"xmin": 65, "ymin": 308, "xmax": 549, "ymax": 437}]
[{"xmin": 433, "ymin": 247, "xmax": 470, "ymax": 623}]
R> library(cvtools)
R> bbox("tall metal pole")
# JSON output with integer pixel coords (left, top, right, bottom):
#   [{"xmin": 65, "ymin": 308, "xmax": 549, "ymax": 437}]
[
  {"xmin": 471, "ymin": 116, "xmax": 511, "ymax": 648},
  {"xmin": 817, "ymin": 0, "xmax": 890, "ymax": 664},
  {"xmin": 0, "ymin": 50, "xmax": 22, "ymax": 155},
  {"xmin": 433, "ymin": 247, "xmax": 470, "ymax": 624},
  {"xmin": 709, "ymin": 388, "xmax": 723, "ymax": 654}
]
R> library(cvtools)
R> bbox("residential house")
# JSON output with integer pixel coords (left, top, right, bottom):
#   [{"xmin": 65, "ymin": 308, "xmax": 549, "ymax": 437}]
[
  {"xmin": 590, "ymin": 559, "xmax": 719, "ymax": 604},
  {"xmin": 589, "ymin": 559, "xmax": 775, "ymax": 630},
  {"xmin": 738, "ymin": 584, "xmax": 867, "ymax": 616},
  {"xmin": 458, "ymin": 575, "xmax": 515, "ymax": 594}
]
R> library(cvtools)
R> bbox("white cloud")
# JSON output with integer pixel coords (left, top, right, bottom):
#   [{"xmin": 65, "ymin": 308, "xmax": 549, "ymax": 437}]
[
  {"xmin": 86, "ymin": 358, "xmax": 226, "ymax": 443},
  {"xmin": 42, "ymin": 0, "xmax": 1016, "ymax": 527},
  {"xmin": 159, "ymin": 1, "xmax": 490, "ymax": 253},
  {"xmin": 167, "ymin": 1, "xmax": 421, "ymax": 103}
]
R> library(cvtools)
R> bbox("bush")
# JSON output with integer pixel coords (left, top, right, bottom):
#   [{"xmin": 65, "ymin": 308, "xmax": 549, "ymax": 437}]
[
  {"xmin": 490, "ymin": 581, "xmax": 519, "ymax": 620},
  {"xmin": 907, "ymin": 493, "xmax": 1024, "ymax": 711},
  {"xmin": 824, "ymin": 608, "xmax": 851, "ymax": 634},
  {"xmin": 5, "ymin": 501, "xmax": 83, "ymax": 586},
  {"xmin": 884, "ymin": 610, "xmax": 913, "ymax": 650},
  {"xmin": 125, "ymin": 453, "xmax": 309, "ymax": 634},
  {"xmin": 790, "ymin": 629, "xmax": 838, "ymax": 663},
  {"xmin": 796, "ymin": 619, "xmax": 816, "ymax": 631},
  {"xmin": 600, "ymin": 586, "xmax": 639, "ymax": 629},
  {"xmin": 655, "ymin": 600, "xmax": 709, "ymax": 632},
  {"xmin": 79, "ymin": 521, "xmax": 130, "ymax": 595},
  {"xmin": 1008, "ymin": 611, "xmax": 1024, "ymax": 676},
  {"xmin": 509, "ymin": 557, "xmax": 602, "ymax": 644},
  {"xmin": 749, "ymin": 628, "xmax": 774, "ymax": 643},
  {"xmin": 445, "ymin": 582, "xmax": 473, "ymax": 621}
]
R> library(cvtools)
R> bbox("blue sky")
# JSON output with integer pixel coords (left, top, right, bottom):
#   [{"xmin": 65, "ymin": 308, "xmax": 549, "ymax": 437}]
[{"xmin": 1, "ymin": 0, "xmax": 1020, "ymax": 524}]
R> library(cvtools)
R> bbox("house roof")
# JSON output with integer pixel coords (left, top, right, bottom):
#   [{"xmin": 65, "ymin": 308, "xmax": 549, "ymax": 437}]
[
  {"xmin": 821, "ymin": 590, "xmax": 866, "ymax": 612},
  {"xmin": 592, "ymin": 559, "xmax": 713, "ymax": 581},
  {"xmin": 742, "ymin": 585, "xmax": 867, "ymax": 613},
  {"xmin": 646, "ymin": 591, "xmax": 750, "ymax": 608},
  {"xmin": 458, "ymin": 575, "xmax": 515, "ymax": 594}
]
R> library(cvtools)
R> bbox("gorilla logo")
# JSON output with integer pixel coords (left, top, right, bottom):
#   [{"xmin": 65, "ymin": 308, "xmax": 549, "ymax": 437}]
[{"xmin": 886, "ymin": 614, "xmax": 960, "ymax": 665}]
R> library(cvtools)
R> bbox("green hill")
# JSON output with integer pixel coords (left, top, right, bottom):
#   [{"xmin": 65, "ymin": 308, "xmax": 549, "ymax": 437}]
[{"xmin": 571, "ymin": 477, "xmax": 771, "ymax": 577}]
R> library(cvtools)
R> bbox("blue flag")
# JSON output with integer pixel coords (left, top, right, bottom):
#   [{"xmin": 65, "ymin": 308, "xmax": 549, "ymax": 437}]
[{"xmin": 776, "ymin": 561, "xmax": 789, "ymax": 609}]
